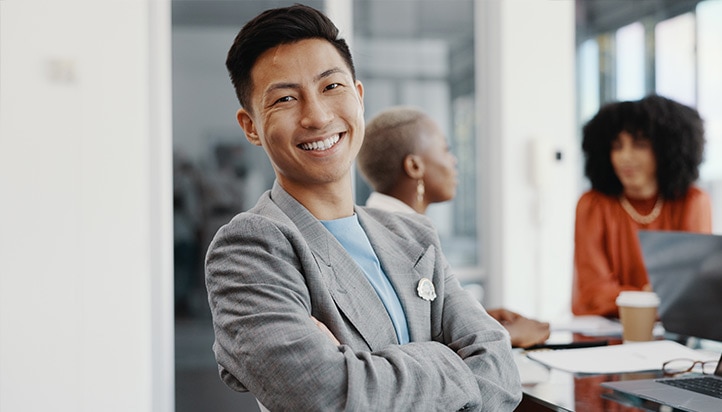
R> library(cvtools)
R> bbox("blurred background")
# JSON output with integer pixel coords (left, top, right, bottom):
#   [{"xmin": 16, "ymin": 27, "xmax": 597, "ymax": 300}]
[
  {"xmin": 171, "ymin": 1, "xmax": 722, "ymax": 410},
  {"xmin": 2, "ymin": 1, "xmax": 720, "ymax": 411}
]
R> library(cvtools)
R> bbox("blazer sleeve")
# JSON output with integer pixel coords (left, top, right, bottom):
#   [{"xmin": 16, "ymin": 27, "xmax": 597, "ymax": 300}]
[
  {"xmin": 206, "ymin": 213, "xmax": 521, "ymax": 411},
  {"xmin": 432, "ymin": 246, "xmax": 523, "ymax": 410}
]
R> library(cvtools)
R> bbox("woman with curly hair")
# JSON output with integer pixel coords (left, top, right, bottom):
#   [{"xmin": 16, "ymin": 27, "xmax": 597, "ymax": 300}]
[{"xmin": 572, "ymin": 95, "xmax": 712, "ymax": 317}]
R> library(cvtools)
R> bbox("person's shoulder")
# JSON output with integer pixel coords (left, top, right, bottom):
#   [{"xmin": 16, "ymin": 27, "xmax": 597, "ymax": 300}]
[
  {"xmin": 576, "ymin": 189, "xmax": 615, "ymax": 210},
  {"xmin": 684, "ymin": 185, "xmax": 710, "ymax": 200},
  {"xmin": 360, "ymin": 205, "xmax": 434, "ymax": 227},
  {"xmin": 679, "ymin": 185, "xmax": 712, "ymax": 207},
  {"xmin": 214, "ymin": 192, "xmax": 293, "ymax": 239}
]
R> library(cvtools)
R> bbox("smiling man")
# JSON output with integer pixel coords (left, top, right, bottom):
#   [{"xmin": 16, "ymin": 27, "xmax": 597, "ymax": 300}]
[
  {"xmin": 205, "ymin": 5, "xmax": 522, "ymax": 411},
  {"xmin": 234, "ymin": 37, "xmax": 363, "ymax": 220}
]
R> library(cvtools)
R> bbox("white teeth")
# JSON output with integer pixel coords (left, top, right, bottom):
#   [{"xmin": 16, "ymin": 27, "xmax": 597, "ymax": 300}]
[{"xmin": 300, "ymin": 135, "xmax": 340, "ymax": 151}]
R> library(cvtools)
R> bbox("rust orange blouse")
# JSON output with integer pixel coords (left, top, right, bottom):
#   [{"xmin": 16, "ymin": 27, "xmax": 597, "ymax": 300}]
[{"xmin": 572, "ymin": 187, "xmax": 712, "ymax": 317}]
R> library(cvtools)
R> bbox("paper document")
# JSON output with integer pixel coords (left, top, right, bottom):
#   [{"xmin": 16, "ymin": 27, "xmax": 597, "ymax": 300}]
[
  {"xmin": 513, "ymin": 350, "xmax": 551, "ymax": 384},
  {"xmin": 526, "ymin": 340, "xmax": 718, "ymax": 374}
]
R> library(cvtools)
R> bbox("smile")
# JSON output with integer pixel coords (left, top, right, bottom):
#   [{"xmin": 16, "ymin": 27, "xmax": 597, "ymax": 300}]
[{"xmin": 298, "ymin": 134, "xmax": 341, "ymax": 151}]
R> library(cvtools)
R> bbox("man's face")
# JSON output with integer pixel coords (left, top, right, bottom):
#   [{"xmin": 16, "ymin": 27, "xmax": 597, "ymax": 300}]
[{"xmin": 236, "ymin": 38, "xmax": 365, "ymax": 191}]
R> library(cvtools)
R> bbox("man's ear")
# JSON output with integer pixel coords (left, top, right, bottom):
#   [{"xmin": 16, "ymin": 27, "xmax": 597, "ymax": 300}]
[
  {"xmin": 403, "ymin": 154, "xmax": 425, "ymax": 179},
  {"xmin": 355, "ymin": 80, "xmax": 365, "ymax": 112},
  {"xmin": 236, "ymin": 108, "xmax": 261, "ymax": 146}
]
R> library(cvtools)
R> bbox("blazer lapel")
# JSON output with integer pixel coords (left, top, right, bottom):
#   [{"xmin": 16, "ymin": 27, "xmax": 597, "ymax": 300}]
[
  {"xmin": 356, "ymin": 208, "xmax": 434, "ymax": 343},
  {"xmin": 323, "ymin": 241, "xmax": 399, "ymax": 349},
  {"xmin": 270, "ymin": 184, "xmax": 398, "ymax": 350}
]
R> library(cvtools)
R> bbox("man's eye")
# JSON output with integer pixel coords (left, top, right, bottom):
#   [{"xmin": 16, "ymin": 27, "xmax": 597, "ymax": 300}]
[
  {"xmin": 325, "ymin": 83, "xmax": 341, "ymax": 91},
  {"xmin": 275, "ymin": 96, "xmax": 294, "ymax": 104}
]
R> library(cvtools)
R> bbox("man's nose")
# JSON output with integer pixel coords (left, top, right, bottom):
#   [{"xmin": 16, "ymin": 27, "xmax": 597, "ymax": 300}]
[{"xmin": 300, "ymin": 95, "xmax": 333, "ymax": 129}]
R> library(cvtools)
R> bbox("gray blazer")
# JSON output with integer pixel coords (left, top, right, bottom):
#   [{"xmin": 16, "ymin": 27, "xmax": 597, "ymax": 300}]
[{"xmin": 206, "ymin": 182, "xmax": 522, "ymax": 411}]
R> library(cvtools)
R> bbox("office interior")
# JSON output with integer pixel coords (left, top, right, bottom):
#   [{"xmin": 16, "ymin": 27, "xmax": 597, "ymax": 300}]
[{"xmin": 1, "ymin": 0, "xmax": 720, "ymax": 411}]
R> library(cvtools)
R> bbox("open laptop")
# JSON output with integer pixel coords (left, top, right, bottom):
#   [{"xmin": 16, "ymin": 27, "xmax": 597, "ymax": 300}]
[
  {"xmin": 638, "ymin": 230, "xmax": 722, "ymax": 342},
  {"xmin": 601, "ymin": 230, "xmax": 722, "ymax": 411},
  {"xmin": 602, "ymin": 352, "xmax": 722, "ymax": 411}
]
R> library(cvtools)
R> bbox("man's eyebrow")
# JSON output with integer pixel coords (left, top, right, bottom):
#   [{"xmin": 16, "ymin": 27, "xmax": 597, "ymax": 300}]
[
  {"xmin": 316, "ymin": 67, "xmax": 345, "ymax": 81},
  {"xmin": 264, "ymin": 79, "xmax": 298, "ymax": 94}
]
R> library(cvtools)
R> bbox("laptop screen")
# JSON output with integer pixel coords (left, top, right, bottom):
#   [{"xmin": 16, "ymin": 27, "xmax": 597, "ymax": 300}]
[{"xmin": 638, "ymin": 230, "xmax": 722, "ymax": 342}]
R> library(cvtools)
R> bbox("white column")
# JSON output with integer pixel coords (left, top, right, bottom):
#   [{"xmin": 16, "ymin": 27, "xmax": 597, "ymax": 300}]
[
  {"xmin": 0, "ymin": 1, "xmax": 174, "ymax": 411},
  {"xmin": 476, "ymin": 0, "xmax": 578, "ymax": 320}
]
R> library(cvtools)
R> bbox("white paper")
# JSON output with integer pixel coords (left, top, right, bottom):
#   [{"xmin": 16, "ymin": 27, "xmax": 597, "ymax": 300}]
[
  {"xmin": 550, "ymin": 315, "xmax": 623, "ymax": 336},
  {"xmin": 526, "ymin": 340, "xmax": 719, "ymax": 374},
  {"xmin": 513, "ymin": 350, "xmax": 551, "ymax": 384}
]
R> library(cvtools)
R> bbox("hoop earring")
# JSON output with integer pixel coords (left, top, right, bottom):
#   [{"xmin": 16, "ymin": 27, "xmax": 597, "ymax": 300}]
[{"xmin": 416, "ymin": 179, "xmax": 425, "ymax": 207}]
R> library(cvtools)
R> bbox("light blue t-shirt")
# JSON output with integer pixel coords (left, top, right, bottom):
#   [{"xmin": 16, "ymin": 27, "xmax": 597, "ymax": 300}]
[{"xmin": 321, "ymin": 214, "xmax": 410, "ymax": 345}]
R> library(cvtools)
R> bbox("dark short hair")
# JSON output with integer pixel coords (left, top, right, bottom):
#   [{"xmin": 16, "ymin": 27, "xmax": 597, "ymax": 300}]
[
  {"xmin": 582, "ymin": 94, "xmax": 705, "ymax": 199},
  {"xmin": 225, "ymin": 4, "xmax": 356, "ymax": 113}
]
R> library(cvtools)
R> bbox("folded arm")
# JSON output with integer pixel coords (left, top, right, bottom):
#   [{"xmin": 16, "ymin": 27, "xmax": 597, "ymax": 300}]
[{"xmin": 206, "ymin": 214, "xmax": 521, "ymax": 411}]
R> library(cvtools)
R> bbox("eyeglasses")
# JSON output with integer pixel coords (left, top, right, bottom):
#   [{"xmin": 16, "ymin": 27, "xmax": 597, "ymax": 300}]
[{"xmin": 662, "ymin": 358, "xmax": 718, "ymax": 377}]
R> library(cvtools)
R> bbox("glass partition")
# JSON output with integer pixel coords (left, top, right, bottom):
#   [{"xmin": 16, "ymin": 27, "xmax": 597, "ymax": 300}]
[{"xmin": 352, "ymin": 0, "xmax": 481, "ymax": 273}]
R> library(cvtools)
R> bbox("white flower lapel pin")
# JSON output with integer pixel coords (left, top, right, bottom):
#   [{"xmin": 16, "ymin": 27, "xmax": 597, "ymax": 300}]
[{"xmin": 417, "ymin": 278, "xmax": 436, "ymax": 302}]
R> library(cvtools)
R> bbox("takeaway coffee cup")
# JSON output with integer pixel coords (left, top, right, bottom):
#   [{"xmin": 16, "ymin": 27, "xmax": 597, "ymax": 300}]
[{"xmin": 616, "ymin": 291, "xmax": 660, "ymax": 342}]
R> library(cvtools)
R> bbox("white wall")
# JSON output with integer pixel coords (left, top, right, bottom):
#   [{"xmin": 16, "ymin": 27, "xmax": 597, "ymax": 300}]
[
  {"xmin": 0, "ymin": 1, "xmax": 174, "ymax": 411},
  {"xmin": 477, "ymin": 0, "xmax": 578, "ymax": 321}
]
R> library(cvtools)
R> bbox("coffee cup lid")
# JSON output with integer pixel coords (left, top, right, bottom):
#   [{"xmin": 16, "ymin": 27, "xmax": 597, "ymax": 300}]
[{"xmin": 615, "ymin": 291, "xmax": 660, "ymax": 307}]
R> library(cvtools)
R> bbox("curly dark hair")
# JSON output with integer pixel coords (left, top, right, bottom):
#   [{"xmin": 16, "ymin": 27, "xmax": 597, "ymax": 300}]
[
  {"xmin": 581, "ymin": 94, "xmax": 705, "ymax": 199},
  {"xmin": 225, "ymin": 4, "xmax": 356, "ymax": 114}
]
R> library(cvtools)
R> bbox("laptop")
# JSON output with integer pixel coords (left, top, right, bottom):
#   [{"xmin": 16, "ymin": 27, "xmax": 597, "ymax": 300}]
[
  {"xmin": 601, "ymin": 230, "xmax": 722, "ymax": 411},
  {"xmin": 638, "ymin": 230, "xmax": 722, "ymax": 342},
  {"xmin": 602, "ymin": 352, "xmax": 722, "ymax": 412}
]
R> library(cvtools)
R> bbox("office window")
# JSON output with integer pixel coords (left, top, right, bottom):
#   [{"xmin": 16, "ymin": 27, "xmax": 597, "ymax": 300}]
[
  {"xmin": 697, "ymin": 0, "xmax": 722, "ymax": 180},
  {"xmin": 577, "ymin": 38, "xmax": 600, "ymax": 123},
  {"xmin": 615, "ymin": 22, "xmax": 645, "ymax": 101},
  {"xmin": 353, "ymin": 0, "xmax": 481, "ymax": 273},
  {"xmin": 655, "ymin": 12, "xmax": 696, "ymax": 106}
]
